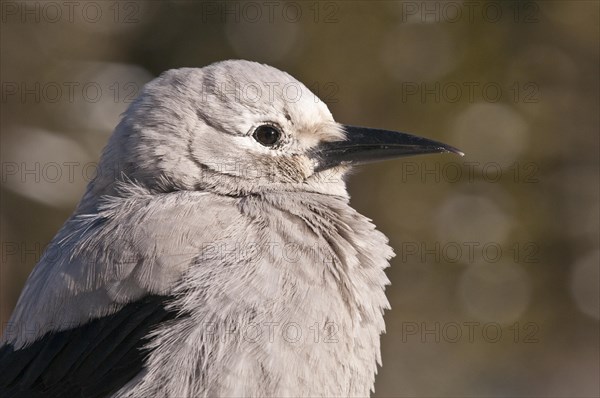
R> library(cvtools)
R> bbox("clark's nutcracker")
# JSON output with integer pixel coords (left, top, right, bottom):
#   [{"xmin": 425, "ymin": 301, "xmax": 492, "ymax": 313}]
[{"xmin": 0, "ymin": 60, "xmax": 462, "ymax": 397}]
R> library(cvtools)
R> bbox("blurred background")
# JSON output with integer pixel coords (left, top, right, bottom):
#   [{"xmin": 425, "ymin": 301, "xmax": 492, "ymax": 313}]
[{"xmin": 1, "ymin": 0, "xmax": 598, "ymax": 396}]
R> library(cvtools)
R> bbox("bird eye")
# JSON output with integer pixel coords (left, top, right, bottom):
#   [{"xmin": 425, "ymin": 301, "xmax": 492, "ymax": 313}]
[{"xmin": 253, "ymin": 125, "xmax": 282, "ymax": 147}]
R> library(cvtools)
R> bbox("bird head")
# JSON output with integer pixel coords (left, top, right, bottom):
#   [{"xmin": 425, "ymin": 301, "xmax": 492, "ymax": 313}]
[{"xmin": 87, "ymin": 60, "xmax": 461, "ymax": 201}]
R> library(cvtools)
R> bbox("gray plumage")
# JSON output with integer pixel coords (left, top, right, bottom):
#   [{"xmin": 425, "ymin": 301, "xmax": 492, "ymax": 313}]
[{"xmin": 1, "ymin": 60, "xmax": 460, "ymax": 397}]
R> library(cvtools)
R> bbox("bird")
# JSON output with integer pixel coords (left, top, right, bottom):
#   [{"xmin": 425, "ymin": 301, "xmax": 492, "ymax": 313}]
[{"xmin": 0, "ymin": 60, "xmax": 462, "ymax": 398}]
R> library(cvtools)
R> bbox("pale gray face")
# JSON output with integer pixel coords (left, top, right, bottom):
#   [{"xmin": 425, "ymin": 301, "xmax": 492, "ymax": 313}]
[
  {"xmin": 184, "ymin": 61, "xmax": 347, "ymax": 191},
  {"xmin": 91, "ymin": 60, "xmax": 460, "ymax": 199}
]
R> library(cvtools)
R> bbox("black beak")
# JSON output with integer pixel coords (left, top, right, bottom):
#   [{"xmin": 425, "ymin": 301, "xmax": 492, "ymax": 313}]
[{"xmin": 311, "ymin": 125, "xmax": 464, "ymax": 172}]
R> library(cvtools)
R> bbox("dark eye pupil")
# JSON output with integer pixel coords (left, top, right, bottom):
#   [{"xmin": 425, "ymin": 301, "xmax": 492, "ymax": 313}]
[{"xmin": 254, "ymin": 125, "xmax": 281, "ymax": 147}]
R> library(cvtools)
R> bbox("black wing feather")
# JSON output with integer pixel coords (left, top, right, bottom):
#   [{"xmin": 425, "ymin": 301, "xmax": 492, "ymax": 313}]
[{"xmin": 0, "ymin": 295, "xmax": 179, "ymax": 398}]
